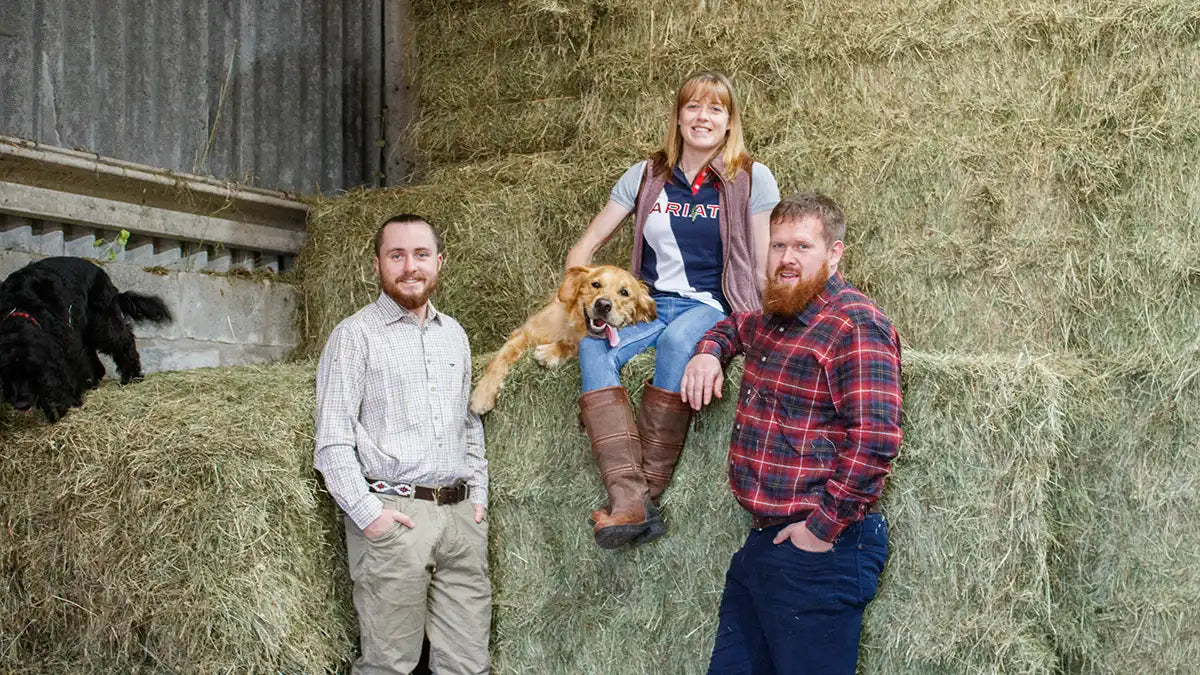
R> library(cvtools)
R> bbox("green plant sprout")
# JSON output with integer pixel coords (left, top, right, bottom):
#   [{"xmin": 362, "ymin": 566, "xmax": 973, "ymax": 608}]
[{"xmin": 93, "ymin": 229, "xmax": 131, "ymax": 261}]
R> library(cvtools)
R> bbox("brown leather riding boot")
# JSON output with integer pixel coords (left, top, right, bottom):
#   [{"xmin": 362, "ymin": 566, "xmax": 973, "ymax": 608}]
[
  {"xmin": 637, "ymin": 380, "xmax": 693, "ymax": 503},
  {"xmin": 579, "ymin": 386, "xmax": 662, "ymax": 549}
]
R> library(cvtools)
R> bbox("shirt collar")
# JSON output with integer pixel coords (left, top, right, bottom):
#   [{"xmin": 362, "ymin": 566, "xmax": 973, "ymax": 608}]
[
  {"xmin": 794, "ymin": 272, "xmax": 847, "ymax": 325},
  {"xmin": 375, "ymin": 292, "xmax": 442, "ymax": 326},
  {"xmin": 671, "ymin": 162, "xmax": 718, "ymax": 193}
]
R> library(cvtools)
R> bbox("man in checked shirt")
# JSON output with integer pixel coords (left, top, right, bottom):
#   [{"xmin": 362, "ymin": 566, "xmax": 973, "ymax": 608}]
[
  {"xmin": 681, "ymin": 192, "xmax": 902, "ymax": 674},
  {"xmin": 315, "ymin": 214, "xmax": 489, "ymax": 675}
]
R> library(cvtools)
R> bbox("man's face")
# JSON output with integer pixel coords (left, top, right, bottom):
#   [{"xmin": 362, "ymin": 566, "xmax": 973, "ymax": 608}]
[
  {"xmin": 374, "ymin": 221, "xmax": 443, "ymax": 310},
  {"xmin": 762, "ymin": 215, "xmax": 844, "ymax": 315}
]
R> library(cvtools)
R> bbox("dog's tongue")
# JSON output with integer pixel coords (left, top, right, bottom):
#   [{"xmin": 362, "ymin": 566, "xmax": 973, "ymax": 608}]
[{"xmin": 605, "ymin": 323, "xmax": 620, "ymax": 347}]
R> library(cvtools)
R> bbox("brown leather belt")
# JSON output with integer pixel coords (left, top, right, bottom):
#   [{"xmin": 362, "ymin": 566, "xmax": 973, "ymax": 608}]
[
  {"xmin": 367, "ymin": 479, "xmax": 469, "ymax": 505},
  {"xmin": 751, "ymin": 501, "xmax": 882, "ymax": 530}
]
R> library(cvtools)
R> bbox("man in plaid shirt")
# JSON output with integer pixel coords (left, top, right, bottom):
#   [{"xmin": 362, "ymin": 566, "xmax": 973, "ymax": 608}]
[{"xmin": 681, "ymin": 192, "xmax": 902, "ymax": 674}]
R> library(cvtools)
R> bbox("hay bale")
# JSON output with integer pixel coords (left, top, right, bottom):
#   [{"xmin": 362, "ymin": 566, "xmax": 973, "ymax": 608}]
[
  {"xmin": 1, "ymin": 349, "xmax": 1069, "ymax": 673},
  {"xmin": 482, "ymin": 349, "xmax": 1064, "ymax": 674},
  {"xmin": 1051, "ymin": 360, "xmax": 1200, "ymax": 674},
  {"xmin": 0, "ymin": 363, "xmax": 354, "ymax": 673}
]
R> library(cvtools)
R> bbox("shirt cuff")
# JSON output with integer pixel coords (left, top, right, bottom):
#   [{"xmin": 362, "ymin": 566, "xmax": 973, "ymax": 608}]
[
  {"xmin": 695, "ymin": 339, "xmax": 724, "ymax": 361},
  {"xmin": 470, "ymin": 484, "xmax": 488, "ymax": 509},
  {"xmin": 345, "ymin": 493, "xmax": 384, "ymax": 531},
  {"xmin": 804, "ymin": 505, "xmax": 848, "ymax": 543}
]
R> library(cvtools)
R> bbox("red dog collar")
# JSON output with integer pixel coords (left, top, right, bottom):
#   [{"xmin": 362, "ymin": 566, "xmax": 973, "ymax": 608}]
[{"xmin": 3, "ymin": 310, "xmax": 39, "ymax": 328}]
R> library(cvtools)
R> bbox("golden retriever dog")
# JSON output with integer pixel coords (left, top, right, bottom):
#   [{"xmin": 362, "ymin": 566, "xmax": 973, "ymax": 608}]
[{"xmin": 470, "ymin": 265, "xmax": 656, "ymax": 414}]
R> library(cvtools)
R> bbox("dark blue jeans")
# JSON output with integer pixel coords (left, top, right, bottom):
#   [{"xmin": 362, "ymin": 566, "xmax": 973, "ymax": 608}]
[{"xmin": 706, "ymin": 514, "xmax": 888, "ymax": 675}]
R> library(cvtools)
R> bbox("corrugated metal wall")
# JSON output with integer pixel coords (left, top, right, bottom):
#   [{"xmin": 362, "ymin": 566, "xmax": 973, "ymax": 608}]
[{"xmin": 0, "ymin": 0, "xmax": 383, "ymax": 194}]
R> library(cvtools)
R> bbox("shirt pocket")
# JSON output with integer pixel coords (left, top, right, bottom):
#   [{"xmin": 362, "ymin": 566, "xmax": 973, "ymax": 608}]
[
  {"xmin": 427, "ymin": 356, "xmax": 465, "ymax": 410},
  {"xmin": 364, "ymin": 359, "xmax": 423, "ymax": 431},
  {"xmin": 768, "ymin": 346, "xmax": 840, "ymax": 471},
  {"xmin": 773, "ymin": 405, "xmax": 840, "ymax": 477}
]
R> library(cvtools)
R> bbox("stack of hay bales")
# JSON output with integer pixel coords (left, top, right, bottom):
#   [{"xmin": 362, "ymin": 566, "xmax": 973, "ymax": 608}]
[
  {"xmin": 0, "ymin": 365, "xmax": 355, "ymax": 673},
  {"xmin": 296, "ymin": 1, "xmax": 1200, "ymax": 672},
  {"xmin": 0, "ymin": 351, "xmax": 1070, "ymax": 673},
  {"xmin": 483, "ymin": 353, "xmax": 1069, "ymax": 674},
  {"xmin": 301, "ymin": 0, "xmax": 1200, "ymax": 364},
  {"xmin": 1051, "ymin": 364, "xmax": 1200, "ymax": 673},
  {"xmin": 3, "ymin": 0, "xmax": 1198, "ymax": 672}
]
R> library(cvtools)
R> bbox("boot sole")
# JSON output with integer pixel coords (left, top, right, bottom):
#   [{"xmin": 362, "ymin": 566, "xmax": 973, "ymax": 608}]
[
  {"xmin": 594, "ymin": 522, "xmax": 652, "ymax": 549},
  {"xmin": 631, "ymin": 517, "xmax": 667, "ymax": 546},
  {"xmin": 593, "ymin": 498, "xmax": 664, "ymax": 549}
]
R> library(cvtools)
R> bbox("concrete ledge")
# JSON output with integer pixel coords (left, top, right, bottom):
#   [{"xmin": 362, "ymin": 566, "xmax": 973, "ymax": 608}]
[{"xmin": 0, "ymin": 181, "xmax": 305, "ymax": 254}]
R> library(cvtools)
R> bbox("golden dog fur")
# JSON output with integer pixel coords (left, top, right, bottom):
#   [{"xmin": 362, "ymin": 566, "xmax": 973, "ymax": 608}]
[{"xmin": 470, "ymin": 265, "xmax": 656, "ymax": 414}]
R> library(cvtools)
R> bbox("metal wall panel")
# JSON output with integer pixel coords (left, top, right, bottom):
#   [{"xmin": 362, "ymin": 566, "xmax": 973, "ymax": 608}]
[{"xmin": 0, "ymin": 0, "xmax": 383, "ymax": 194}]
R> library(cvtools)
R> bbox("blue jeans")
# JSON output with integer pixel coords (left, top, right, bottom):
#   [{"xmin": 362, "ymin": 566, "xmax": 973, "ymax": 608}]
[
  {"xmin": 578, "ymin": 295, "xmax": 726, "ymax": 393},
  {"xmin": 706, "ymin": 514, "xmax": 889, "ymax": 675}
]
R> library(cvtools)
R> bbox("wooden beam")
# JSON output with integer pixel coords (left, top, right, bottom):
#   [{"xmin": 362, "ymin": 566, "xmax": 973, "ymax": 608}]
[
  {"xmin": 0, "ymin": 181, "xmax": 305, "ymax": 254},
  {"xmin": 0, "ymin": 135, "xmax": 308, "ymax": 229},
  {"xmin": 382, "ymin": 0, "xmax": 414, "ymax": 185}
]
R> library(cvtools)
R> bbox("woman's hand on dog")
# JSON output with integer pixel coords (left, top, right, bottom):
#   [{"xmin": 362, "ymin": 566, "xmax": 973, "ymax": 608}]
[
  {"xmin": 680, "ymin": 354, "xmax": 724, "ymax": 411},
  {"xmin": 364, "ymin": 508, "xmax": 416, "ymax": 539}
]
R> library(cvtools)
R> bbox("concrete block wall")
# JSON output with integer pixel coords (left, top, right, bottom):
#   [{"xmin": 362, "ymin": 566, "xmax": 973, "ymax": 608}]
[{"xmin": 0, "ymin": 241, "xmax": 297, "ymax": 375}]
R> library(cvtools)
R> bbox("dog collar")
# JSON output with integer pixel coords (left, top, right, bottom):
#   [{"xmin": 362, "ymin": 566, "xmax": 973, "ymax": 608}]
[{"xmin": 3, "ymin": 310, "xmax": 39, "ymax": 328}]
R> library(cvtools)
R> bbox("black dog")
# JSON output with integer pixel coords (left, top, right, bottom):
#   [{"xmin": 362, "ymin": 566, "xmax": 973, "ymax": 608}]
[{"xmin": 0, "ymin": 256, "xmax": 173, "ymax": 422}]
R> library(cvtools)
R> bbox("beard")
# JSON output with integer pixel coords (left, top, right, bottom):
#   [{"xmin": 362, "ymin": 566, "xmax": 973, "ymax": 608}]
[
  {"xmin": 762, "ymin": 261, "xmax": 829, "ymax": 316},
  {"xmin": 382, "ymin": 273, "xmax": 438, "ymax": 310}
]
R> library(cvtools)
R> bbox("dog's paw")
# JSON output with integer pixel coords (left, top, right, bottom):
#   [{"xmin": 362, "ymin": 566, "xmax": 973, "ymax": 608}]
[
  {"xmin": 469, "ymin": 385, "xmax": 497, "ymax": 415},
  {"xmin": 533, "ymin": 343, "xmax": 567, "ymax": 368}
]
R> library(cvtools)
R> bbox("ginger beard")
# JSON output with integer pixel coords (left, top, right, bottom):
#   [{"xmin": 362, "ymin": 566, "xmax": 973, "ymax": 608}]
[
  {"xmin": 382, "ymin": 271, "xmax": 438, "ymax": 310},
  {"xmin": 762, "ymin": 260, "xmax": 829, "ymax": 316}
]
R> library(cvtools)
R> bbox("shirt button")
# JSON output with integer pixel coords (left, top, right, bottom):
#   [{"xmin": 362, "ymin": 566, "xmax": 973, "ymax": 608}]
[
  {"xmin": 778, "ymin": 327, "xmax": 784, "ymax": 332},
  {"xmin": 760, "ymin": 356, "xmax": 766, "ymax": 362}
]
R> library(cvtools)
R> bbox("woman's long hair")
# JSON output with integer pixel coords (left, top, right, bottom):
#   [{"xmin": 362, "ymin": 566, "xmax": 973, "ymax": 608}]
[{"xmin": 650, "ymin": 70, "xmax": 750, "ymax": 179}]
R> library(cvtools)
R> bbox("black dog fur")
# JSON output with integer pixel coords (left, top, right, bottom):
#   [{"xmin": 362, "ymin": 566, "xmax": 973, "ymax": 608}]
[{"xmin": 0, "ymin": 256, "xmax": 173, "ymax": 422}]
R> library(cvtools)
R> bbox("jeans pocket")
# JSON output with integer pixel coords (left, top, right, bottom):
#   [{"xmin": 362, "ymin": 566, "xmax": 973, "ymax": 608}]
[{"xmin": 856, "ymin": 516, "xmax": 889, "ymax": 605}]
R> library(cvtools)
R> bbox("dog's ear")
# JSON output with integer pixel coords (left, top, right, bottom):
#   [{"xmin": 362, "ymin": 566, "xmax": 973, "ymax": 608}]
[
  {"xmin": 557, "ymin": 266, "xmax": 591, "ymax": 303},
  {"xmin": 633, "ymin": 283, "xmax": 657, "ymax": 323}
]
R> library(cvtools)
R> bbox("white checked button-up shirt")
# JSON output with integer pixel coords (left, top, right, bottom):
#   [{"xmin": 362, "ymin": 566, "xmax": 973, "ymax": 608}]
[{"xmin": 315, "ymin": 293, "xmax": 487, "ymax": 529}]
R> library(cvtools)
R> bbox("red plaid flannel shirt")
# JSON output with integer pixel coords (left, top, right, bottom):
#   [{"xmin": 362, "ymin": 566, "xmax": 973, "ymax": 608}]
[{"xmin": 695, "ymin": 272, "xmax": 902, "ymax": 542}]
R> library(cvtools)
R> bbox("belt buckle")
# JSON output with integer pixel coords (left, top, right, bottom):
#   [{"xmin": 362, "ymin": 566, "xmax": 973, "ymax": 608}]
[{"xmin": 433, "ymin": 486, "xmax": 446, "ymax": 505}]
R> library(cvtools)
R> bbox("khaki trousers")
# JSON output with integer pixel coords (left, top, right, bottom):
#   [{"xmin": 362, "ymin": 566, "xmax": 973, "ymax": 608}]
[{"xmin": 345, "ymin": 494, "xmax": 491, "ymax": 675}]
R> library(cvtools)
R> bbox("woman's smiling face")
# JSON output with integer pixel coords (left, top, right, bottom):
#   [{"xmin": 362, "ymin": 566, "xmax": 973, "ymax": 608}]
[{"xmin": 677, "ymin": 97, "xmax": 729, "ymax": 154}]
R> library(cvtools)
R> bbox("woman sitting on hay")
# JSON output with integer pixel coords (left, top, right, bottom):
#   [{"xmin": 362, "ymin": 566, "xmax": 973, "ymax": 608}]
[{"xmin": 564, "ymin": 70, "xmax": 781, "ymax": 548}]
